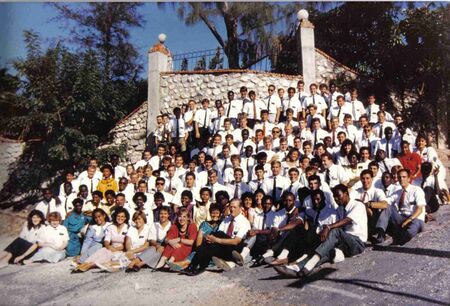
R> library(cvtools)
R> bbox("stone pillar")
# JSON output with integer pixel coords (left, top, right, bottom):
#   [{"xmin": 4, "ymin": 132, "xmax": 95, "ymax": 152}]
[
  {"xmin": 147, "ymin": 35, "xmax": 172, "ymax": 137},
  {"xmin": 296, "ymin": 12, "xmax": 316, "ymax": 89}
]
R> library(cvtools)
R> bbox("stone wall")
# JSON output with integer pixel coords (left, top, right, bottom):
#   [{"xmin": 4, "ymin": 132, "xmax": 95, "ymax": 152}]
[
  {"xmin": 159, "ymin": 70, "xmax": 301, "ymax": 113},
  {"xmin": 315, "ymin": 48, "xmax": 359, "ymax": 84},
  {"xmin": 0, "ymin": 138, "xmax": 26, "ymax": 191},
  {"xmin": 108, "ymin": 101, "xmax": 147, "ymax": 164}
]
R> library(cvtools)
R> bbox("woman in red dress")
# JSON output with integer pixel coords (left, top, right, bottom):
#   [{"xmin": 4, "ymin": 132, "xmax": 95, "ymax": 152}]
[{"xmin": 155, "ymin": 208, "xmax": 197, "ymax": 269}]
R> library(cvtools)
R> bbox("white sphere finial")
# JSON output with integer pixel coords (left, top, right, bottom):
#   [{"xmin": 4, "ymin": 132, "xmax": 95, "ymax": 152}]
[
  {"xmin": 158, "ymin": 33, "xmax": 167, "ymax": 43},
  {"xmin": 297, "ymin": 9, "xmax": 309, "ymax": 21}
]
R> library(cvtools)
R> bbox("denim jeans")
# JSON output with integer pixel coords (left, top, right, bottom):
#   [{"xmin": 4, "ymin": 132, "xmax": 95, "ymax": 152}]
[{"xmin": 315, "ymin": 228, "xmax": 365, "ymax": 262}]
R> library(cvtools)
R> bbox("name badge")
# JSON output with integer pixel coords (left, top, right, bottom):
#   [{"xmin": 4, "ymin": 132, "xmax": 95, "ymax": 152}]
[
  {"xmin": 59, "ymin": 233, "xmax": 64, "ymax": 236},
  {"xmin": 139, "ymin": 235, "xmax": 144, "ymax": 239}
]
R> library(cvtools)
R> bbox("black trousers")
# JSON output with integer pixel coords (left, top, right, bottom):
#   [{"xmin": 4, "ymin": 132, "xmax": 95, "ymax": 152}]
[
  {"xmin": 190, "ymin": 231, "xmax": 244, "ymax": 271},
  {"xmin": 273, "ymin": 225, "xmax": 320, "ymax": 261}
]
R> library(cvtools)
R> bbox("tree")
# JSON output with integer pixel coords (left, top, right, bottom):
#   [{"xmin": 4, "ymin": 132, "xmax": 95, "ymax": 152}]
[
  {"xmin": 51, "ymin": 3, "xmax": 145, "ymax": 118},
  {"xmin": 0, "ymin": 31, "xmax": 126, "ymax": 208},
  {"xmin": 171, "ymin": 2, "xmax": 284, "ymax": 69}
]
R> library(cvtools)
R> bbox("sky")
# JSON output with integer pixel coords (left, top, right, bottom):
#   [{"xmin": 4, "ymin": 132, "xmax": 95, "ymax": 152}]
[{"xmin": 0, "ymin": 2, "xmax": 228, "ymax": 75}]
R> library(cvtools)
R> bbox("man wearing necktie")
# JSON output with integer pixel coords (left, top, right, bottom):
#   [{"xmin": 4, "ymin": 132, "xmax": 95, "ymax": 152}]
[
  {"xmin": 194, "ymin": 98, "xmax": 211, "ymax": 147},
  {"xmin": 182, "ymin": 199, "xmax": 251, "ymax": 275},
  {"xmin": 388, "ymin": 169, "xmax": 426, "ymax": 244},
  {"xmin": 355, "ymin": 170, "xmax": 390, "ymax": 244}
]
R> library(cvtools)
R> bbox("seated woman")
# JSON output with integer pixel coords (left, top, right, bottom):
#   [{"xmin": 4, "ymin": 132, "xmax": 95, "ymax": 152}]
[
  {"xmin": 73, "ymin": 207, "xmax": 129, "ymax": 273},
  {"xmin": 155, "ymin": 208, "xmax": 197, "ymax": 269},
  {"xmin": 0, "ymin": 210, "xmax": 45, "ymax": 268},
  {"xmin": 193, "ymin": 187, "xmax": 212, "ymax": 227},
  {"xmin": 24, "ymin": 212, "xmax": 69, "ymax": 264},
  {"xmin": 126, "ymin": 207, "xmax": 172, "ymax": 271},
  {"xmin": 167, "ymin": 204, "xmax": 221, "ymax": 271},
  {"xmin": 76, "ymin": 208, "xmax": 110, "ymax": 264},
  {"xmin": 63, "ymin": 199, "xmax": 89, "ymax": 257},
  {"xmin": 99, "ymin": 211, "xmax": 151, "ymax": 272}
]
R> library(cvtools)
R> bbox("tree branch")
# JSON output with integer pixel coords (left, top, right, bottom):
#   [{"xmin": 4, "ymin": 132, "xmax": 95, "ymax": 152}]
[{"xmin": 240, "ymin": 54, "xmax": 269, "ymax": 70}]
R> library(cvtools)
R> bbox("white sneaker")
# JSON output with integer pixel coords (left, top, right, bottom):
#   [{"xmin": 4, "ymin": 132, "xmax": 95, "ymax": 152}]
[
  {"xmin": 333, "ymin": 248, "xmax": 345, "ymax": 263},
  {"xmin": 285, "ymin": 264, "xmax": 300, "ymax": 272}
]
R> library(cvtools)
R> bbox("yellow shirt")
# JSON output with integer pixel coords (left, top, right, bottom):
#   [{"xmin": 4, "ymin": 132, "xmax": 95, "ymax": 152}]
[{"xmin": 96, "ymin": 177, "xmax": 119, "ymax": 198}]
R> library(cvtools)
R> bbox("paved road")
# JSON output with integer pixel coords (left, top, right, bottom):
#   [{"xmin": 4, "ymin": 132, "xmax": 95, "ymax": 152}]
[{"xmin": 0, "ymin": 206, "xmax": 449, "ymax": 306}]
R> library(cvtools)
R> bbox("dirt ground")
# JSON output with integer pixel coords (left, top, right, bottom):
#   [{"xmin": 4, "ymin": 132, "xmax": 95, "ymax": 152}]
[{"xmin": 0, "ymin": 205, "xmax": 449, "ymax": 306}]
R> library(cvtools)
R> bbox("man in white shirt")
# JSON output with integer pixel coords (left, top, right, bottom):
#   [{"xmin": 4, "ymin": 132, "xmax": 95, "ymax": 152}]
[
  {"xmin": 306, "ymin": 104, "xmax": 327, "ymax": 129},
  {"xmin": 328, "ymin": 116, "xmax": 346, "ymax": 148},
  {"xmin": 255, "ymin": 110, "xmax": 275, "ymax": 137},
  {"xmin": 263, "ymin": 85, "xmax": 282, "ymax": 123},
  {"xmin": 194, "ymin": 98, "xmax": 212, "ymax": 147},
  {"xmin": 223, "ymin": 91, "xmax": 243, "ymax": 128},
  {"xmin": 58, "ymin": 170, "xmax": 79, "ymax": 197},
  {"xmin": 109, "ymin": 154, "xmax": 126, "ymax": 182},
  {"xmin": 303, "ymin": 83, "xmax": 327, "ymax": 118},
  {"xmin": 341, "ymin": 114, "xmax": 358, "ymax": 143},
  {"xmin": 262, "ymin": 161, "xmax": 290, "ymax": 204},
  {"xmin": 184, "ymin": 99, "xmax": 197, "ymax": 142},
  {"xmin": 388, "ymin": 169, "xmax": 426, "ymax": 244},
  {"xmin": 210, "ymin": 105, "xmax": 226, "ymax": 135},
  {"xmin": 216, "ymin": 144, "xmax": 233, "ymax": 182},
  {"xmin": 118, "ymin": 177, "xmax": 135, "ymax": 205},
  {"xmin": 282, "ymin": 87, "xmax": 302, "ymax": 120},
  {"xmin": 227, "ymin": 168, "xmax": 251, "ymax": 199},
  {"xmin": 58, "ymin": 182, "xmax": 78, "ymax": 214},
  {"xmin": 183, "ymin": 199, "xmax": 251, "ymax": 274},
  {"xmin": 169, "ymin": 107, "xmax": 187, "ymax": 152},
  {"xmin": 373, "ymin": 111, "xmax": 396, "ymax": 140},
  {"xmin": 374, "ymin": 126, "xmax": 398, "ymax": 159},
  {"xmin": 223, "ymin": 154, "xmax": 248, "ymax": 184},
  {"xmin": 206, "ymin": 169, "xmax": 227, "ymax": 203},
  {"xmin": 321, "ymin": 152, "xmax": 350, "ymax": 188},
  {"xmin": 293, "ymin": 80, "xmax": 308, "ymax": 108},
  {"xmin": 173, "ymin": 171, "xmax": 201, "ymax": 204},
  {"xmin": 79, "ymin": 165, "xmax": 101, "ymax": 195},
  {"xmin": 347, "ymin": 89, "xmax": 366, "ymax": 125},
  {"xmin": 148, "ymin": 144, "xmax": 166, "ymax": 172},
  {"xmin": 327, "ymin": 95, "xmax": 351, "ymax": 127},
  {"xmin": 354, "ymin": 170, "xmax": 390, "ymax": 244},
  {"xmin": 35, "ymin": 189, "xmax": 66, "ymax": 220},
  {"xmin": 164, "ymin": 164, "xmax": 183, "ymax": 197},
  {"xmin": 310, "ymin": 118, "xmax": 329, "ymax": 147},
  {"xmin": 365, "ymin": 94, "xmax": 380, "ymax": 124},
  {"xmin": 243, "ymin": 90, "xmax": 265, "ymax": 128},
  {"xmin": 134, "ymin": 150, "xmax": 152, "ymax": 170},
  {"xmin": 278, "ymin": 184, "xmax": 366, "ymax": 278}
]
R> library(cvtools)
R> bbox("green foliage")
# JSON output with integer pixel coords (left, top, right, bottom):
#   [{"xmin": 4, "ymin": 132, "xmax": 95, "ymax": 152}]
[
  {"xmin": 0, "ymin": 29, "xmax": 138, "ymax": 199},
  {"xmin": 172, "ymin": 2, "xmax": 283, "ymax": 69}
]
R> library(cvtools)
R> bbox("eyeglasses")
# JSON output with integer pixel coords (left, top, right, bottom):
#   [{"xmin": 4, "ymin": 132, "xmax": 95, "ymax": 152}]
[
  {"xmin": 156, "ymin": 182, "xmax": 164, "ymax": 185},
  {"xmin": 268, "ymin": 89, "xmax": 274, "ymax": 92},
  {"xmin": 272, "ymin": 131, "xmax": 281, "ymax": 134}
]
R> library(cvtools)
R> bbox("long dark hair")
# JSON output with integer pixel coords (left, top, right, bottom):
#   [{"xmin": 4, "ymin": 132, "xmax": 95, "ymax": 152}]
[{"xmin": 27, "ymin": 210, "xmax": 45, "ymax": 230}]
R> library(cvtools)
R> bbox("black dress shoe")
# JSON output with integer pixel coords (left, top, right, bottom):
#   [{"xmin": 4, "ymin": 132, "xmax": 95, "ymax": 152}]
[
  {"xmin": 297, "ymin": 267, "xmax": 312, "ymax": 278},
  {"xmin": 273, "ymin": 265, "xmax": 299, "ymax": 278},
  {"xmin": 250, "ymin": 257, "xmax": 265, "ymax": 268}
]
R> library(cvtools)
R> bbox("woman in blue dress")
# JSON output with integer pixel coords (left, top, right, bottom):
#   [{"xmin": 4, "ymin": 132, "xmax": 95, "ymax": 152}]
[
  {"xmin": 75, "ymin": 208, "xmax": 110, "ymax": 264},
  {"xmin": 167, "ymin": 204, "xmax": 221, "ymax": 271},
  {"xmin": 63, "ymin": 199, "xmax": 89, "ymax": 257}
]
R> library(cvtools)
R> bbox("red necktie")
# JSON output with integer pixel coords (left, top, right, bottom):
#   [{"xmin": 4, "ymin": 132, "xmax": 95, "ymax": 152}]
[{"xmin": 226, "ymin": 217, "xmax": 235, "ymax": 237}]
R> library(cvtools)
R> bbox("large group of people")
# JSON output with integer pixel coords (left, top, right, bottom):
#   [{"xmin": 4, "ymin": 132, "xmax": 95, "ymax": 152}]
[{"xmin": 2, "ymin": 80, "xmax": 448, "ymax": 279}]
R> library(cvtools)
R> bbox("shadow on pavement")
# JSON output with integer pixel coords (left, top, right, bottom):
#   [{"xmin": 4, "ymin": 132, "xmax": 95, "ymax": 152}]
[
  {"xmin": 287, "ymin": 270, "xmax": 448, "ymax": 305},
  {"xmin": 372, "ymin": 245, "xmax": 450, "ymax": 258}
]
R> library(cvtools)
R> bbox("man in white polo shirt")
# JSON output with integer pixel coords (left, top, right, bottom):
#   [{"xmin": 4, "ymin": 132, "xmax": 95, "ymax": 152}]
[{"xmin": 182, "ymin": 199, "xmax": 251, "ymax": 275}]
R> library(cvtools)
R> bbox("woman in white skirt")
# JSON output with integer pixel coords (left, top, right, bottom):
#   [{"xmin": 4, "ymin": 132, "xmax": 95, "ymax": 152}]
[
  {"xmin": 0, "ymin": 210, "xmax": 46, "ymax": 267},
  {"xmin": 73, "ymin": 207, "xmax": 129, "ymax": 273},
  {"xmin": 97, "ymin": 211, "xmax": 151, "ymax": 272},
  {"xmin": 24, "ymin": 212, "xmax": 69, "ymax": 264}
]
